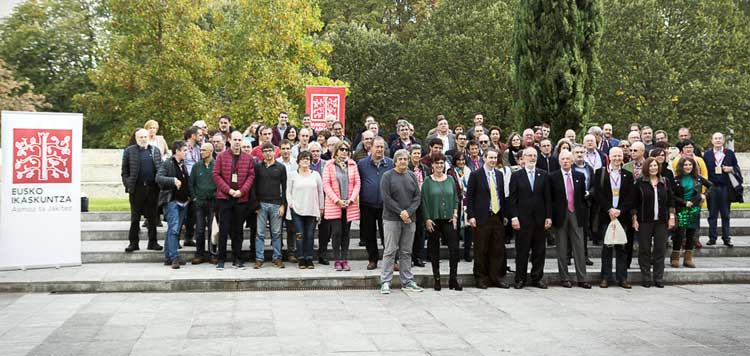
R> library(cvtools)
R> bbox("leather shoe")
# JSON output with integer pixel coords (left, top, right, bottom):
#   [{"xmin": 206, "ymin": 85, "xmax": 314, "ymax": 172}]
[
  {"xmin": 724, "ymin": 241, "xmax": 734, "ymax": 248},
  {"xmin": 619, "ymin": 281, "xmax": 632, "ymax": 289},
  {"xmin": 585, "ymin": 258, "xmax": 594, "ymax": 266},
  {"xmin": 592, "ymin": 240, "xmax": 602, "ymax": 246},
  {"xmin": 476, "ymin": 280, "xmax": 489, "ymax": 289},
  {"xmin": 413, "ymin": 258, "xmax": 425, "ymax": 267},
  {"xmin": 147, "ymin": 242, "xmax": 163, "ymax": 251},
  {"xmin": 532, "ymin": 280, "xmax": 548, "ymax": 289},
  {"xmin": 493, "ymin": 279, "xmax": 510, "ymax": 289},
  {"xmin": 599, "ymin": 280, "xmax": 609, "ymax": 288},
  {"xmin": 654, "ymin": 281, "xmax": 664, "ymax": 288},
  {"xmin": 184, "ymin": 239, "xmax": 196, "ymax": 247},
  {"xmin": 124, "ymin": 244, "xmax": 139, "ymax": 253},
  {"xmin": 358, "ymin": 240, "xmax": 366, "ymax": 247},
  {"xmin": 318, "ymin": 257, "xmax": 330, "ymax": 265},
  {"xmin": 191, "ymin": 256, "xmax": 205, "ymax": 265},
  {"xmin": 514, "ymin": 281, "xmax": 525, "ymax": 289},
  {"xmin": 642, "ymin": 281, "xmax": 652, "ymax": 288},
  {"xmin": 578, "ymin": 282, "xmax": 592, "ymax": 289},
  {"xmin": 706, "ymin": 240, "xmax": 717, "ymax": 246},
  {"xmin": 366, "ymin": 261, "xmax": 377, "ymax": 270},
  {"xmin": 561, "ymin": 281, "xmax": 573, "ymax": 288}
]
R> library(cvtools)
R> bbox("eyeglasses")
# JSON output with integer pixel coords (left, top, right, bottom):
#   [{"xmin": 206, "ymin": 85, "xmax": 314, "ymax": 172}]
[
  {"xmin": 339, "ymin": 148, "xmax": 349, "ymax": 152},
  {"xmin": 262, "ymin": 149, "xmax": 274, "ymax": 153},
  {"xmin": 433, "ymin": 161, "xmax": 445, "ymax": 165},
  {"xmin": 479, "ymin": 141, "xmax": 489, "ymax": 144}
]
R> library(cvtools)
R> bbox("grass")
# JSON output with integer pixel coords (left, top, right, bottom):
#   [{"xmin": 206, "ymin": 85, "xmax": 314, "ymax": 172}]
[
  {"xmin": 732, "ymin": 202, "xmax": 750, "ymax": 209},
  {"xmin": 89, "ymin": 197, "xmax": 130, "ymax": 211}
]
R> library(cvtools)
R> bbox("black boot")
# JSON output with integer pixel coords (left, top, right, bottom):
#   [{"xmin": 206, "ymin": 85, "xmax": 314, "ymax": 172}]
[
  {"xmin": 449, "ymin": 259, "xmax": 462, "ymax": 291},
  {"xmin": 434, "ymin": 277, "xmax": 442, "ymax": 291}
]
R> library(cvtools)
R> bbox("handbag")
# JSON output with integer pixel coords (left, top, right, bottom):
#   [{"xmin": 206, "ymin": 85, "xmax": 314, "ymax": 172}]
[{"xmin": 603, "ymin": 219, "xmax": 627, "ymax": 245}]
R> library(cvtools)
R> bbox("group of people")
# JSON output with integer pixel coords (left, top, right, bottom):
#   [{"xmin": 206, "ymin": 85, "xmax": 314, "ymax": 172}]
[{"xmin": 121, "ymin": 112, "xmax": 742, "ymax": 293}]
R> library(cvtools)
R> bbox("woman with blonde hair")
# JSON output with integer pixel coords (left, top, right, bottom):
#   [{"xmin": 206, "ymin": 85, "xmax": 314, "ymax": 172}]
[
  {"xmin": 322, "ymin": 140, "xmax": 361, "ymax": 271},
  {"xmin": 144, "ymin": 120, "xmax": 168, "ymax": 158}
]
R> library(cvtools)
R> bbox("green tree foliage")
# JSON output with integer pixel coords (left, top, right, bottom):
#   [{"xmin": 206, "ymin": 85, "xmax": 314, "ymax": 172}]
[
  {"xmin": 0, "ymin": 0, "xmax": 104, "ymax": 113},
  {"xmin": 512, "ymin": 0, "xmax": 603, "ymax": 139},
  {"xmin": 320, "ymin": 0, "xmax": 438, "ymax": 40},
  {"xmin": 75, "ymin": 0, "xmax": 215, "ymax": 148},
  {"xmin": 210, "ymin": 0, "xmax": 343, "ymax": 130},
  {"xmin": 0, "ymin": 59, "xmax": 49, "ymax": 111},
  {"xmin": 596, "ymin": 0, "xmax": 750, "ymax": 149}
]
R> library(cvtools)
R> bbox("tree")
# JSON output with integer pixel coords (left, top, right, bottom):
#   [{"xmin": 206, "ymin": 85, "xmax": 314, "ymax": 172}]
[
  {"xmin": 0, "ymin": 59, "xmax": 49, "ymax": 111},
  {"xmin": 595, "ymin": 0, "xmax": 750, "ymax": 149},
  {"xmin": 512, "ymin": 0, "xmax": 603, "ymax": 138},
  {"xmin": 320, "ymin": 0, "xmax": 438, "ymax": 40},
  {"xmin": 75, "ymin": 0, "xmax": 216, "ymax": 148},
  {"xmin": 0, "ymin": 0, "xmax": 105, "ymax": 113}
]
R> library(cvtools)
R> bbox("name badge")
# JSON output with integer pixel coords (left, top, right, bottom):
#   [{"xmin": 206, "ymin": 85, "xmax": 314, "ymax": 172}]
[
  {"xmin": 613, "ymin": 188, "xmax": 620, "ymax": 197},
  {"xmin": 715, "ymin": 166, "xmax": 722, "ymax": 175},
  {"xmin": 231, "ymin": 173, "xmax": 238, "ymax": 183}
]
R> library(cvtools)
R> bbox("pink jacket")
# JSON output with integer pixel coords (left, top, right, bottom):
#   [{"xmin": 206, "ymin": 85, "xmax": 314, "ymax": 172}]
[{"xmin": 322, "ymin": 159, "xmax": 361, "ymax": 221}]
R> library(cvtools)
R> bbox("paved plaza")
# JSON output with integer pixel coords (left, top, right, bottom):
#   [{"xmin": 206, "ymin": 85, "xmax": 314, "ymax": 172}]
[{"xmin": 1, "ymin": 285, "xmax": 750, "ymax": 356}]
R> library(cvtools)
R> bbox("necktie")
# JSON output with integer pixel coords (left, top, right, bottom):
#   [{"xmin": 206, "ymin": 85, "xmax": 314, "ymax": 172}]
[
  {"xmin": 528, "ymin": 170, "xmax": 535, "ymax": 192},
  {"xmin": 489, "ymin": 171, "xmax": 500, "ymax": 214},
  {"xmin": 565, "ymin": 172, "xmax": 575, "ymax": 213}
]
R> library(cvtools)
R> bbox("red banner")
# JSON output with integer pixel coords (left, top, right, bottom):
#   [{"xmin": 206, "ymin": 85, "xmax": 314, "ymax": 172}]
[{"xmin": 305, "ymin": 86, "xmax": 346, "ymax": 134}]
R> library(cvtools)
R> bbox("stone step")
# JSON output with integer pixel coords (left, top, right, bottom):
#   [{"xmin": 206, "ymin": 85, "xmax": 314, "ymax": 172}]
[
  {"xmin": 81, "ymin": 210, "xmax": 750, "ymax": 222},
  {"xmin": 80, "ymin": 237, "xmax": 750, "ymax": 263},
  {"xmin": 1, "ymin": 258, "xmax": 749, "ymax": 293},
  {"xmin": 79, "ymin": 219, "xmax": 750, "ymax": 240}
]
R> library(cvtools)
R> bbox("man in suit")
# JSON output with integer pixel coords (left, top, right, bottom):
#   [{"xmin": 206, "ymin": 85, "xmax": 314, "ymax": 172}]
[
  {"xmin": 536, "ymin": 138, "xmax": 560, "ymax": 173},
  {"xmin": 582, "ymin": 134, "xmax": 607, "ymax": 171},
  {"xmin": 425, "ymin": 115, "xmax": 456, "ymax": 154},
  {"xmin": 466, "ymin": 148, "xmax": 509, "ymax": 289},
  {"xmin": 594, "ymin": 147, "xmax": 634, "ymax": 289},
  {"xmin": 548, "ymin": 151, "xmax": 591, "ymax": 288},
  {"xmin": 510, "ymin": 147, "xmax": 552, "ymax": 289}
]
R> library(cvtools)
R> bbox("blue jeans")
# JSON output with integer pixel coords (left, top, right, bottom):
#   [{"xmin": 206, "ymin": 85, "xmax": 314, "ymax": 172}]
[
  {"xmin": 292, "ymin": 210, "xmax": 317, "ymax": 259},
  {"xmin": 600, "ymin": 224, "xmax": 627, "ymax": 283},
  {"xmin": 164, "ymin": 201, "xmax": 188, "ymax": 262},
  {"xmin": 708, "ymin": 185, "xmax": 731, "ymax": 242},
  {"xmin": 256, "ymin": 202, "xmax": 283, "ymax": 262}
]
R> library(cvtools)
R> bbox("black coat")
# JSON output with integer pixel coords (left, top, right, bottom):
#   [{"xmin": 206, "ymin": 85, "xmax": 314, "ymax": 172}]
[
  {"xmin": 632, "ymin": 177, "xmax": 675, "ymax": 223},
  {"xmin": 121, "ymin": 144, "xmax": 162, "ymax": 193},
  {"xmin": 593, "ymin": 167, "xmax": 634, "ymax": 228},
  {"xmin": 156, "ymin": 158, "xmax": 192, "ymax": 207},
  {"xmin": 548, "ymin": 170, "xmax": 588, "ymax": 228},
  {"xmin": 466, "ymin": 167, "xmax": 507, "ymax": 225},
  {"xmin": 673, "ymin": 175, "xmax": 712, "ymax": 210},
  {"xmin": 536, "ymin": 154, "xmax": 560, "ymax": 173},
  {"xmin": 509, "ymin": 168, "xmax": 552, "ymax": 227}
]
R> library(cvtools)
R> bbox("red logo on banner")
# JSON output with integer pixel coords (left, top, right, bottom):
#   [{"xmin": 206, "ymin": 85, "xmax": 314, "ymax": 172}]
[
  {"xmin": 13, "ymin": 128, "xmax": 73, "ymax": 184},
  {"xmin": 305, "ymin": 86, "xmax": 346, "ymax": 133}
]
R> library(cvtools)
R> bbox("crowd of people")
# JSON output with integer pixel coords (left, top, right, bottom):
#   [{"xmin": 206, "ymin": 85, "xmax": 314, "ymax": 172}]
[{"xmin": 121, "ymin": 112, "xmax": 743, "ymax": 293}]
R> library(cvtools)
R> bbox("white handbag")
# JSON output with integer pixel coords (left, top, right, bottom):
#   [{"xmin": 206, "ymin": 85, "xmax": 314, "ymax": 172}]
[{"xmin": 604, "ymin": 219, "xmax": 627, "ymax": 245}]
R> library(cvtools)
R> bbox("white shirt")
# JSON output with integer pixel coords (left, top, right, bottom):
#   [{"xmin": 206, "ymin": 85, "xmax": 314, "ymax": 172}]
[
  {"xmin": 609, "ymin": 165, "xmax": 621, "ymax": 208},
  {"xmin": 437, "ymin": 133, "xmax": 450, "ymax": 154},
  {"xmin": 653, "ymin": 183, "xmax": 659, "ymax": 221},
  {"xmin": 585, "ymin": 149, "xmax": 603, "ymax": 170}
]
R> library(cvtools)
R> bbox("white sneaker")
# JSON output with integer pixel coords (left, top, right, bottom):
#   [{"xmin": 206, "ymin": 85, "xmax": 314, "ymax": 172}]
[
  {"xmin": 380, "ymin": 282, "xmax": 391, "ymax": 294},
  {"xmin": 403, "ymin": 281, "xmax": 423, "ymax": 292}
]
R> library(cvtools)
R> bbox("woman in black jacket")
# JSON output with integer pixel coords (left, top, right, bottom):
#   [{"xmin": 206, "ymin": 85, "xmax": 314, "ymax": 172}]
[
  {"xmin": 672, "ymin": 157, "xmax": 712, "ymax": 268},
  {"xmin": 632, "ymin": 157, "xmax": 675, "ymax": 288}
]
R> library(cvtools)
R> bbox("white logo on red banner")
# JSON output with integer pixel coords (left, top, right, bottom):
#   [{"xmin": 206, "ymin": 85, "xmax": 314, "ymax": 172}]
[{"xmin": 13, "ymin": 128, "xmax": 73, "ymax": 184}]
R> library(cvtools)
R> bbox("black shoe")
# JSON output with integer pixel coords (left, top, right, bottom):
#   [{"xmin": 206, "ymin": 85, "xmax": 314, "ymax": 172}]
[
  {"xmin": 654, "ymin": 281, "xmax": 664, "ymax": 288},
  {"xmin": 514, "ymin": 281, "xmax": 525, "ymax": 289},
  {"xmin": 706, "ymin": 240, "xmax": 717, "ymax": 246},
  {"xmin": 358, "ymin": 240, "xmax": 366, "ymax": 247},
  {"xmin": 532, "ymin": 280, "xmax": 548, "ymax": 289},
  {"xmin": 142, "ymin": 220, "xmax": 148, "ymax": 227},
  {"xmin": 567, "ymin": 259, "xmax": 572, "ymax": 266},
  {"xmin": 156, "ymin": 221, "xmax": 163, "ymax": 227},
  {"xmin": 413, "ymin": 258, "xmax": 425, "ymax": 267},
  {"xmin": 178, "ymin": 243, "xmax": 182, "ymax": 249},
  {"xmin": 147, "ymin": 242, "xmax": 163, "ymax": 251},
  {"xmin": 493, "ymin": 278, "xmax": 510, "ymax": 289},
  {"xmin": 724, "ymin": 241, "xmax": 734, "ymax": 248},
  {"xmin": 642, "ymin": 281, "xmax": 652, "ymax": 288},
  {"xmin": 506, "ymin": 266, "xmax": 514, "ymax": 273},
  {"xmin": 449, "ymin": 277, "xmax": 463, "ymax": 291},
  {"xmin": 592, "ymin": 240, "xmax": 602, "ymax": 246},
  {"xmin": 476, "ymin": 279, "xmax": 489, "ymax": 289},
  {"xmin": 585, "ymin": 258, "xmax": 594, "ymax": 266},
  {"xmin": 163, "ymin": 260, "xmax": 171, "ymax": 266},
  {"xmin": 561, "ymin": 281, "xmax": 573, "ymax": 288},
  {"xmin": 124, "ymin": 244, "xmax": 139, "ymax": 253},
  {"xmin": 578, "ymin": 282, "xmax": 592, "ymax": 289},
  {"xmin": 318, "ymin": 257, "xmax": 330, "ymax": 265},
  {"xmin": 434, "ymin": 278, "xmax": 442, "ymax": 291},
  {"xmin": 184, "ymin": 239, "xmax": 196, "ymax": 247}
]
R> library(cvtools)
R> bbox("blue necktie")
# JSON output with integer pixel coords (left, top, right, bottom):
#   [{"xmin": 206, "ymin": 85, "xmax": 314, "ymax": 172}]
[{"xmin": 528, "ymin": 170, "xmax": 535, "ymax": 192}]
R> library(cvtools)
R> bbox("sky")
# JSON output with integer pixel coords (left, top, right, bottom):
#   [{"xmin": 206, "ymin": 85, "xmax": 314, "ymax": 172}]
[{"xmin": 0, "ymin": 0, "xmax": 24, "ymax": 20}]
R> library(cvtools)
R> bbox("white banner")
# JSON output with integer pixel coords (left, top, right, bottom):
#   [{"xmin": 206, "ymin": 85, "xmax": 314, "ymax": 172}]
[{"xmin": 1, "ymin": 111, "xmax": 82, "ymax": 270}]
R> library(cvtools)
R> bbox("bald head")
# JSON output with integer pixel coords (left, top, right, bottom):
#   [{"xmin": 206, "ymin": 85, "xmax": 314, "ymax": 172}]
[
  {"xmin": 609, "ymin": 147, "xmax": 624, "ymax": 167},
  {"xmin": 135, "ymin": 129, "xmax": 149, "ymax": 148},
  {"xmin": 558, "ymin": 150, "xmax": 573, "ymax": 170},
  {"xmin": 630, "ymin": 142, "xmax": 645, "ymax": 160}
]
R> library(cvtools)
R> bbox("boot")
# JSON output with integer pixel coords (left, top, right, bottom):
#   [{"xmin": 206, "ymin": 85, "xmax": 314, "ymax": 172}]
[
  {"xmin": 434, "ymin": 277, "xmax": 442, "ymax": 291},
  {"xmin": 683, "ymin": 250, "xmax": 696, "ymax": 268},
  {"xmin": 448, "ymin": 259, "xmax": 462, "ymax": 291},
  {"xmin": 670, "ymin": 251, "xmax": 680, "ymax": 268}
]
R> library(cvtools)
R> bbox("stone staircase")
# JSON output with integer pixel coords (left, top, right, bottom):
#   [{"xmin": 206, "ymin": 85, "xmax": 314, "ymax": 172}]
[{"xmin": 1, "ymin": 210, "xmax": 750, "ymax": 293}]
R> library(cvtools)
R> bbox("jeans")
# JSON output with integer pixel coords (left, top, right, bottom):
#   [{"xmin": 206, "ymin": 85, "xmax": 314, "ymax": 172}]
[
  {"xmin": 256, "ymin": 202, "xmax": 283, "ymax": 262},
  {"xmin": 292, "ymin": 210, "xmax": 317, "ymax": 259},
  {"xmin": 381, "ymin": 220, "xmax": 416, "ymax": 285},
  {"xmin": 708, "ymin": 185, "xmax": 731, "ymax": 242},
  {"xmin": 600, "ymin": 223, "xmax": 627, "ymax": 283},
  {"xmin": 164, "ymin": 201, "xmax": 188, "ymax": 262},
  {"xmin": 194, "ymin": 200, "xmax": 214, "ymax": 258}
]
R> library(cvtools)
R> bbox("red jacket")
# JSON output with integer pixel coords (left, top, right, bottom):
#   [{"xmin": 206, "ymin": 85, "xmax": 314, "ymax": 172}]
[{"xmin": 212, "ymin": 150, "xmax": 255, "ymax": 203}]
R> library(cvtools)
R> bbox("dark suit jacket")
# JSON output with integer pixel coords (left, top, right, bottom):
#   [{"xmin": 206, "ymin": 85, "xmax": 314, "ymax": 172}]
[
  {"xmin": 548, "ymin": 169, "xmax": 588, "ymax": 228},
  {"xmin": 466, "ymin": 167, "xmax": 506, "ymax": 225},
  {"xmin": 509, "ymin": 168, "xmax": 552, "ymax": 227},
  {"xmin": 593, "ymin": 167, "xmax": 634, "ymax": 227},
  {"xmin": 536, "ymin": 154, "xmax": 560, "ymax": 173}
]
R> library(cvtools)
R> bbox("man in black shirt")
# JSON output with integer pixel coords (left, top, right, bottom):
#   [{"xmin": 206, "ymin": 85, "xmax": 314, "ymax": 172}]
[{"xmin": 253, "ymin": 143, "xmax": 288, "ymax": 269}]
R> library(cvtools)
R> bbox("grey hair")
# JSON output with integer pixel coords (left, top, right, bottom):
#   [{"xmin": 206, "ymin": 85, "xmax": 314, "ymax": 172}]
[
  {"xmin": 393, "ymin": 149, "xmax": 410, "ymax": 161},
  {"xmin": 588, "ymin": 126, "xmax": 603, "ymax": 136}
]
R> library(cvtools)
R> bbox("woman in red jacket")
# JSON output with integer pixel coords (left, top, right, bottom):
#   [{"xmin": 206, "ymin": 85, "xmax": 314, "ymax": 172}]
[{"xmin": 322, "ymin": 141, "xmax": 361, "ymax": 271}]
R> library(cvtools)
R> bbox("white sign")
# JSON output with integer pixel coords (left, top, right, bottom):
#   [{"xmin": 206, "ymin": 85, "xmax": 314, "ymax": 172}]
[{"xmin": 1, "ymin": 111, "xmax": 82, "ymax": 270}]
